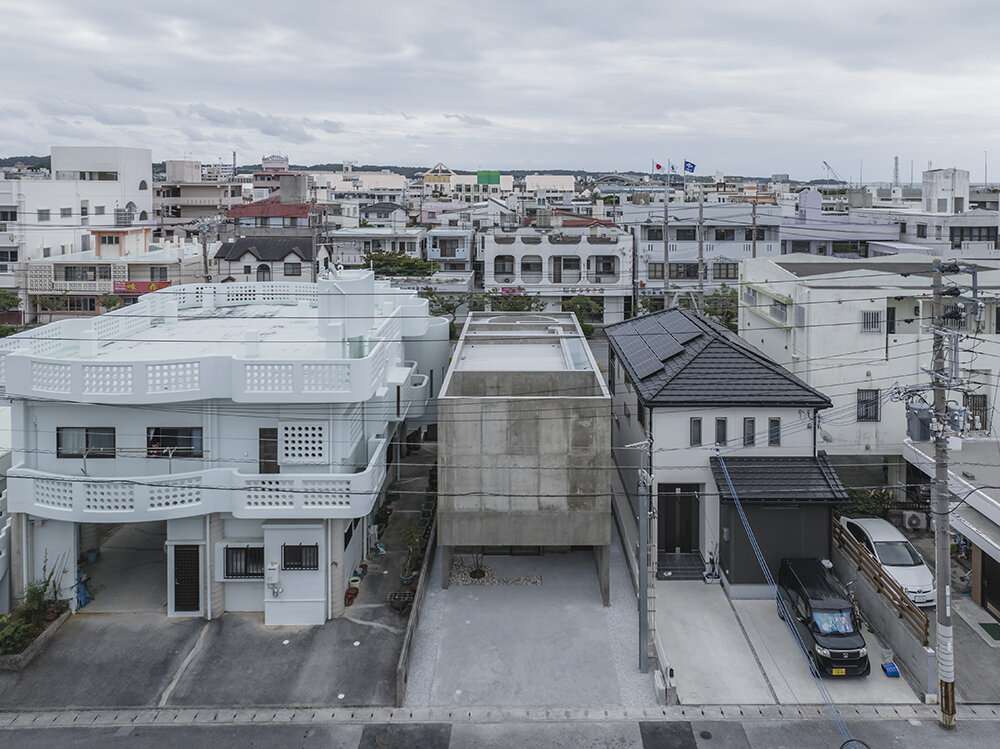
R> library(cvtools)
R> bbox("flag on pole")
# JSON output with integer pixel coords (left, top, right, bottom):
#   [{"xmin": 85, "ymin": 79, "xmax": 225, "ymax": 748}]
[
  {"xmin": 654, "ymin": 162, "xmax": 663, "ymax": 171},
  {"xmin": 669, "ymin": 161, "xmax": 677, "ymax": 173},
  {"xmin": 683, "ymin": 160, "xmax": 696, "ymax": 174}
]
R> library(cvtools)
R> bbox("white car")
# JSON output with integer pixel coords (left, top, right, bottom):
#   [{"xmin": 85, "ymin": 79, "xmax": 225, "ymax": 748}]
[{"xmin": 839, "ymin": 516, "xmax": 935, "ymax": 607}]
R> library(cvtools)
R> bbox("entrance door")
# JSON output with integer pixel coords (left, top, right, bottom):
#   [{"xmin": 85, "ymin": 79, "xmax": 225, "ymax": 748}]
[
  {"xmin": 173, "ymin": 545, "xmax": 201, "ymax": 613},
  {"xmin": 983, "ymin": 552, "xmax": 1000, "ymax": 621},
  {"xmin": 657, "ymin": 484, "xmax": 700, "ymax": 554},
  {"xmin": 259, "ymin": 428, "xmax": 279, "ymax": 474}
]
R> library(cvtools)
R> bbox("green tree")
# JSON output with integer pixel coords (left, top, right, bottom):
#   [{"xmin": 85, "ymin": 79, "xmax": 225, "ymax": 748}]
[
  {"xmin": 34, "ymin": 294, "xmax": 68, "ymax": 323},
  {"xmin": 561, "ymin": 295, "xmax": 603, "ymax": 337},
  {"xmin": 98, "ymin": 294, "xmax": 122, "ymax": 311},
  {"xmin": 364, "ymin": 250, "xmax": 438, "ymax": 277},
  {"xmin": 0, "ymin": 289, "xmax": 20, "ymax": 314},
  {"xmin": 845, "ymin": 487, "xmax": 895, "ymax": 518},
  {"xmin": 703, "ymin": 285, "xmax": 737, "ymax": 332},
  {"xmin": 419, "ymin": 288, "xmax": 468, "ymax": 339}
]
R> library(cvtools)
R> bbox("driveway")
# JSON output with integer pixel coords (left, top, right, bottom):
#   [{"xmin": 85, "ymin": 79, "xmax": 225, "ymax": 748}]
[
  {"xmin": 405, "ymin": 536, "xmax": 656, "ymax": 708},
  {"xmin": 0, "ymin": 613, "xmax": 204, "ymax": 708},
  {"xmin": 655, "ymin": 581, "xmax": 775, "ymax": 704},
  {"xmin": 733, "ymin": 600, "xmax": 919, "ymax": 705}
]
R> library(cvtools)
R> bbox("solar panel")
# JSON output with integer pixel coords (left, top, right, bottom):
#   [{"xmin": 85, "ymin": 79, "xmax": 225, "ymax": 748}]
[
  {"xmin": 662, "ymin": 312, "xmax": 703, "ymax": 344},
  {"xmin": 623, "ymin": 337, "xmax": 663, "ymax": 379},
  {"xmin": 642, "ymin": 333, "xmax": 684, "ymax": 361}
]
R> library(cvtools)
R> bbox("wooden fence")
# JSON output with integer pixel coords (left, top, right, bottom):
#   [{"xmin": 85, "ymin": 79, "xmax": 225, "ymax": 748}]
[{"xmin": 832, "ymin": 519, "xmax": 930, "ymax": 645}]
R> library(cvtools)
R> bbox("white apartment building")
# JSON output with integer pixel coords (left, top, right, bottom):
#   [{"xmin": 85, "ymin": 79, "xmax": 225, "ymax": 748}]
[
  {"xmin": 483, "ymin": 226, "xmax": 632, "ymax": 323},
  {"xmin": 740, "ymin": 254, "xmax": 1000, "ymax": 484},
  {"xmin": 420, "ymin": 198, "xmax": 516, "ymax": 231},
  {"xmin": 324, "ymin": 227, "xmax": 427, "ymax": 267},
  {"xmin": 853, "ymin": 169, "xmax": 999, "ymax": 257},
  {"xmin": 0, "ymin": 147, "xmax": 153, "ymax": 310},
  {"xmin": 427, "ymin": 228, "xmax": 475, "ymax": 271},
  {"xmin": 2, "ymin": 270, "xmax": 449, "ymax": 625},
  {"xmin": 421, "ymin": 164, "xmax": 514, "ymax": 202}
]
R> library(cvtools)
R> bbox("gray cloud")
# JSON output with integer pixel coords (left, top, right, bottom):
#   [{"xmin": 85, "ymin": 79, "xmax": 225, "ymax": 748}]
[
  {"xmin": 93, "ymin": 68, "xmax": 151, "ymax": 92},
  {"xmin": 2, "ymin": 0, "xmax": 999, "ymax": 178},
  {"xmin": 444, "ymin": 113, "xmax": 493, "ymax": 127}
]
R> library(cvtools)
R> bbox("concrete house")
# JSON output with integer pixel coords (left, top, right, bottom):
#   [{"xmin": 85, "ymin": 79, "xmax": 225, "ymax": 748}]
[
  {"xmin": 2, "ymin": 270, "xmax": 449, "ymax": 625},
  {"xmin": 437, "ymin": 311, "xmax": 612, "ymax": 603},
  {"xmin": 214, "ymin": 235, "xmax": 315, "ymax": 283},
  {"xmin": 607, "ymin": 309, "xmax": 848, "ymax": 593}
]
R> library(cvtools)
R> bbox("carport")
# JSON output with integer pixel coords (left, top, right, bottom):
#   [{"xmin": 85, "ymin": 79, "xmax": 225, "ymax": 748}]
[{"xmin": 80, "ymin": 521, "xmax": 167, "ymax": 613}]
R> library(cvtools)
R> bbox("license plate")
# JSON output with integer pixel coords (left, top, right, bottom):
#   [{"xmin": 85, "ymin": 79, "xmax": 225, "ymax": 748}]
[{"xmin": 832, "ymin": 667, "xmax": 846, "ymax": 676}]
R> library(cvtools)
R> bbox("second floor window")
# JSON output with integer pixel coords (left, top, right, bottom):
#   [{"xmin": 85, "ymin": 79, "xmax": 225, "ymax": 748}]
[
  {"xmin": 743, "ymin": 417, "xmax": 756, "ymax": 447},
  {"xmin": 768, "ymin": 418, "xmax": 781, "ymax": 446},
  {"xmin": 690, "ymin": 417, "xmax": 702, "ymax": 447},
  {"xmin": 150, "ymin": 266, "xmax": 168, "ymax": 282},
  {"xmin": 857, "ymin": 389, "xmax": 881, "ymax": 422},
  {"xmin": 146, "ymin": 427, "xmax": 203, "ymax": 458},
  {"xmin": 57, "ymin": 427, "xmax": 116, "ymax": 458},
  {"xmin": 715, "ymin": 417, "xmax": 728, "ymax": 446}
]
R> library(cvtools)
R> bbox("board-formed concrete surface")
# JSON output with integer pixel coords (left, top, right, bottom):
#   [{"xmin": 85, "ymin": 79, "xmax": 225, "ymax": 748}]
[
  {"xmin": 405, "ymin": 536, "xmax": 656, "ymax": 708},
  {"xmin": 732, "ymin": 600, "xmax": 920, "ymax": 705},
  {"xmin": 654, "ymin": 581, "xmax": 776, "ymax": 705}
]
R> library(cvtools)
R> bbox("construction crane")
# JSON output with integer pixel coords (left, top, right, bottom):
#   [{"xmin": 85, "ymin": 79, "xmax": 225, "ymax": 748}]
[{"xmin": 822, "ymin": 160, "xmax": 845, "ymax": 183}]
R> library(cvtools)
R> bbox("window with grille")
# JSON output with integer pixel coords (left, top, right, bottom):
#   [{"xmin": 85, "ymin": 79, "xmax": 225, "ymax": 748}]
[
  {"xmin": 225, "ymin": 546, "xmax": 264, "ymax": 579},
  {"xmin": 861, "ymin": 310, "xmax": 882, "ymax": 333},
  {"xmin": 282, "ymin": 544, "xmax": 319, "ymax": 570},
  {"xmin": 857, "ymin": 389, "xmax": 881, "ymax": 422},
  {"xmin": 965, "ymin": 393, "xmax": 989, "ymax": 431}
]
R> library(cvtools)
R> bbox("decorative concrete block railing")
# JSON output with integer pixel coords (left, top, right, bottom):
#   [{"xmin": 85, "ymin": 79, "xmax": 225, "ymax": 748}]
[{"xmin": 8, "ymin": 438, "xmax": 387, "ymax": 523}]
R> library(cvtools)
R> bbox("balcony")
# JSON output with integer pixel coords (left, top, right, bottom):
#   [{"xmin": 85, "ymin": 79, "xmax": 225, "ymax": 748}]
[{"xmin": 7, "ymin": 438, "xmax": 389, "ymax": 522}]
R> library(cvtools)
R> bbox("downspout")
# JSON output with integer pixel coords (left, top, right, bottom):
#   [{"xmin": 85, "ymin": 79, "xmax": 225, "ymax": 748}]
[
  {"xmin": 812, "ymin": 409, "xmax": 818, "ymax": 457},
  {"xmin": 21, "ymin": 515, "xmax": 29, "ymax": 596}
]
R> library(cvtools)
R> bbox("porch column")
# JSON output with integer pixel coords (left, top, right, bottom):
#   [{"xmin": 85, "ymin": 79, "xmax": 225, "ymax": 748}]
[
  {"xmin": 207, "ymin": 513, "xmax": 224, "ymax": 620},
  {"xmin": 329, "ymin": 519, "xmax": 346, "ymax": 618}
]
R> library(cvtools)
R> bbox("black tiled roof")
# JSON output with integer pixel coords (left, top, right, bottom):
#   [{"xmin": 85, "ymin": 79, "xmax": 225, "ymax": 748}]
[
  {"xmin": 606, "ymin": 308, "xmax": 830, "ymax": 408},
  {"xmin": 710, "ymin": 454, "xmax": 849, "ymax": 504},
  {"xmin": 215, "ymin": 236, "xmax": 313, "ymax": 262}
]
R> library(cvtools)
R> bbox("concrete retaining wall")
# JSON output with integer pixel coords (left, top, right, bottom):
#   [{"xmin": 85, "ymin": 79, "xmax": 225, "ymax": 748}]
[
  {"xmin": 832, "ymin": 544, "xmax": 937, "ymax": 701},
  {"xmin": 395, "ymin": 517, "xmax": 437, "ymax": 708}
]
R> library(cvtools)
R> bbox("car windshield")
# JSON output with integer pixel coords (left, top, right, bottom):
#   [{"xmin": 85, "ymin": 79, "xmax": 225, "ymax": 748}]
[
  {"xmin": 874, "ymin": 541, "xmax": 924, "ymax": 567},
  {"xmin": 812, "ymin": 609, "xmax": 854, "ymax": 635}
]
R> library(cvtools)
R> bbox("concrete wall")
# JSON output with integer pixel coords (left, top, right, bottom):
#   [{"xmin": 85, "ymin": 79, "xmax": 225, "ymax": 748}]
[
  {"xmin": 832, "ymin": 542, "xmax": 937, "ymax": 700},
  {"xmin": 438, "ymin": 383, "xmax": 611, "ymax": 549}
]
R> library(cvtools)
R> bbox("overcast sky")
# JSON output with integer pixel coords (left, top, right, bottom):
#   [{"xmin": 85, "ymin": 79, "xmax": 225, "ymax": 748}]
[{"xmin": 3, "ymin": 1, "xmax": 998, "ymax": 181}]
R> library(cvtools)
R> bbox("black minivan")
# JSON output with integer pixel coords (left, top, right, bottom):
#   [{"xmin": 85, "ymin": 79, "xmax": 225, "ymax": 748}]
[{"xmin": 777, "ymin": 558, "xmax": 870, "ymax": 677}]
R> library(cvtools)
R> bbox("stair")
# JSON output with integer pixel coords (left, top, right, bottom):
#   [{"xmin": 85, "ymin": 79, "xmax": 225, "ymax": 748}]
[{"xmin": 657, "ymin": 552, "xmax": 704, "ymax": 581}]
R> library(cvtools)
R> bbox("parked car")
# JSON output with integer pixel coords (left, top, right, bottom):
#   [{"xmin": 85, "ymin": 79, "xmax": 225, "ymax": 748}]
[
  {"xmin": 839, "ymin": 516, "xmax": 935, "ymax": 607},
  {"xmin": 777, "ymin": 558, "xmax": 871, "ymax": 677}
]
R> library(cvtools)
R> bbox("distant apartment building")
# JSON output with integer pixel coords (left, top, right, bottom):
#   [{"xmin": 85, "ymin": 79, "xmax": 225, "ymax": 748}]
[
  {"xmin": 323, "ymin": 227, "xmax": 427, "ymax": 267},
  {"xmin": 421, "ymin": 198, "xmax": 517, "ymax": 231},
  {"xmin": 426, "ymin": 227, "xmax": 475, "ymax": 271},
  {"xmin": 483, "ymin": 225, "xmax": 632, "ymax": 323},
  {"xmin": 2, "ymin": 270, "xmax": 447, "ymax": 624},
  {"xmin": 154, "ymin": 160, "xmax": 243, "ymax": 238},
  {"xmin": 0, "ymin": 147, "xmax": 153, "ymax": 313},
  {"xmin": 360, "ymin": 202, "xmax": 407, "ymax": 228},
  {"xmin": 421, "ymin": 163, "xmax": 514, "ymax": 202},
  {"xmin": 853, "ymin": 169, "xmax": 999, "ymax": 257},
  {"xmin": 25, "ymin": 229, "xmax": 205, "ymax": 321}
]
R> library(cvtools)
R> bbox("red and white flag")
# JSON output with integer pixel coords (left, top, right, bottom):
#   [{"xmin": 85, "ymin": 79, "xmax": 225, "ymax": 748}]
[{"xmin": 654, "ymin": 162, "xmax": 663, "ymax": 171}]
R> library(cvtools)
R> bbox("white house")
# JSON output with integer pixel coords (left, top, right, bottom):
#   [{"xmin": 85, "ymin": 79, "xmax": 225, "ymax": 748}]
[
  {"xmin": 1, "ymin": 270, "xmax": 449, "ymax": 625},
  {"xmin": 324, "ymin": 227, "xmax": 427, "ymax": 267},
  {"xmin": 214, "ymin": 235, "xmax": 315, "ymax": 283},
  {"xmin": 426, "ymin": 228, "xmax": 475, "ymax": 272},
  {"xmin": 154, "ymin": 160, "xmax": 243, "ymax": 238},
  {"xmin": 483, "ymin": 226, "xmax": 633, "ymax": 324},
  {"xmin": 607, "ymin": 308, "xmax": 844, "ymax": 592}
]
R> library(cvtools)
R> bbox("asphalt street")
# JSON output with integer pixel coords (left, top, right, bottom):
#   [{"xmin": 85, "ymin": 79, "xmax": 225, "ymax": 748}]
[{"xmin": 0, "ymin": 718, "xmax": 996, "ymax": 749}]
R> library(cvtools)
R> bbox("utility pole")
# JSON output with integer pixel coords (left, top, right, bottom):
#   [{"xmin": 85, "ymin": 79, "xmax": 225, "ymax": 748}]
[
  {"xmin": 696, "ymin": 187, "xmax": 705, "ymax": 306},
  {"xmin": 200, "ymin": 225, "xmax": 210, "ymax": 282},
  {"xmin": 931, "ymin": 258, "xmax": 956, "ymax": 728},
  {"xmin": 662, "ymin": 177, "xmax": 670, "ymax": 309},
  {"xmin": 631, "ymin": 226, "xmax": 639, "ymax": 319},
  {"xmin": 751, "ymin": 201, "xmax": 758, "ymax": 260}
]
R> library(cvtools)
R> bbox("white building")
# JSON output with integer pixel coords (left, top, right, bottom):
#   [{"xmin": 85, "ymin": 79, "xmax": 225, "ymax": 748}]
[
  {"xmin": 421, "ymin": 164, "xmax": 513, "ymax": 202},
  {"xmin": 2, "ymin": 270, "xmax": 449, "ymax": 624},
  {"xmin": 0, "ymin": 147, "xmax": 153, "ymax": 310},
  {"xmin": 360, "ymin": 202, "xmax": 407, "ymax": 229},
  {"xmin": 324, "ymin": 227, "xmax": 427, "ymax": 267},
  {"xmin": 740, "ymin": 254, "xmax": 1000, "ymax": 485},
  {"xmin": 483, "ymin": 226, "xmax": 632, "ymax": 323},
  {"xmin": 426, "ymin": 228, "xmax": 475, "ymax": 271},
  {"xmin": 853, "ymin": 169, "xmax": 998, "ymax": 257},
  {"xmin": 154, "ymin": 160, "xmax": 243, "ymax": 238}
]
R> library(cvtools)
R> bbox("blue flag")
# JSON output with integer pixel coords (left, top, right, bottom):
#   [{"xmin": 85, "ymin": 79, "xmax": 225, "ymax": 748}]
[{"xmin": 683, "ymin": 160, "xmax": 696, "ymax": 173}]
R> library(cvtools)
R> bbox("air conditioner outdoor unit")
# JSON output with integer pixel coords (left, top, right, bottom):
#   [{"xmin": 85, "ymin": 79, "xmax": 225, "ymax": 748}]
[{"xmin": 903, "ymin": 510, "xmax": 928, "ymax": 531}]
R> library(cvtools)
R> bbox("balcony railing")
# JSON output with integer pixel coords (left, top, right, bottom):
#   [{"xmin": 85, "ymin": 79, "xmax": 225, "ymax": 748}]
[{"xmin": 8, "ymin": 438, "xmax": 388, "ymax": 522}]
